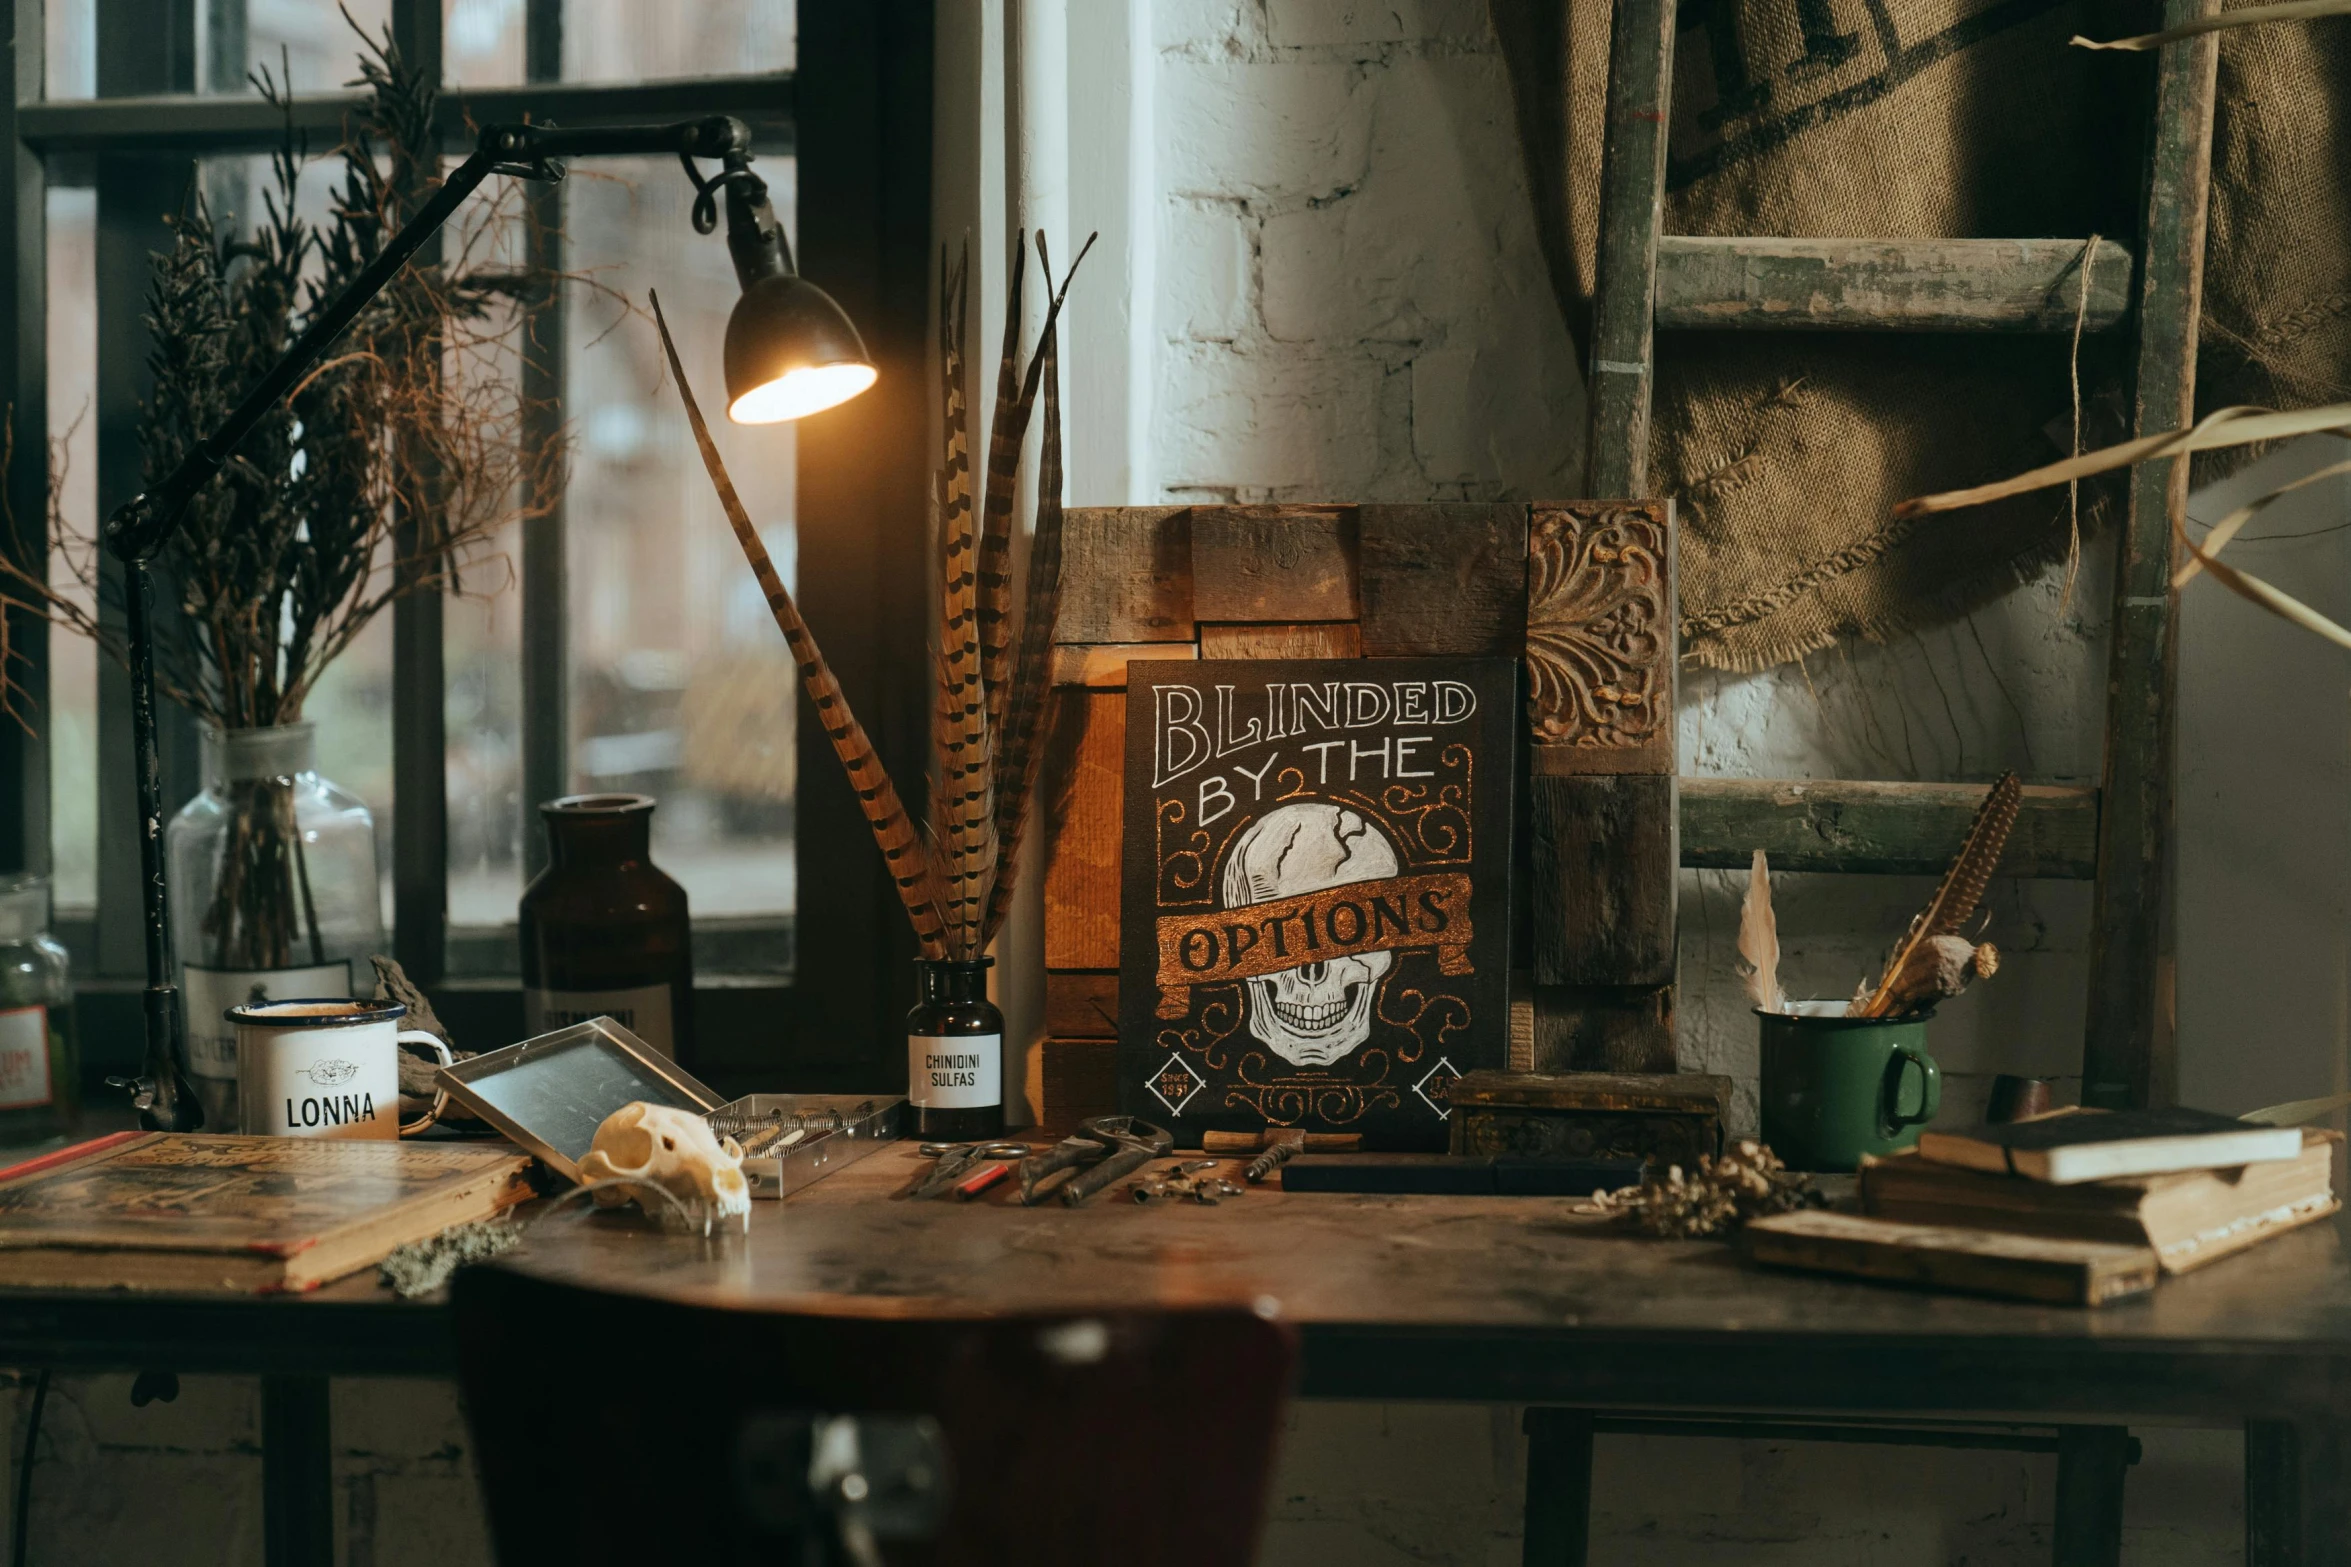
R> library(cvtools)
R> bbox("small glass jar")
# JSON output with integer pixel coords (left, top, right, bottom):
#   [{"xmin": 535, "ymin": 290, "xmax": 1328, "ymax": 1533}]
[
  {"xmin": 520, "ymin": 795, "xmax": 695, "ymax": 1063},
  {"xmin": 0, "ymin": 874, "xmax": 79, "ymax": 1142},
  {"xmin": 167, "ymin": 723, "xmax": 383, "ymax": 1132},
  {"xmin": 907, "ymin": 958, "xmax": 1003, "ymax": 1140}
]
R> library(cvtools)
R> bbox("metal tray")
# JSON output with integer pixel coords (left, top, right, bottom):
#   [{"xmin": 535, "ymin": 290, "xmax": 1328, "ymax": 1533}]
[
  {"xmin": 435, "ymin": 1019, "xmax": 905, "ymax": 1199},
  {"xmin": 707, "ymin": 1094, "xmax": 907, "ymax": 1200}
]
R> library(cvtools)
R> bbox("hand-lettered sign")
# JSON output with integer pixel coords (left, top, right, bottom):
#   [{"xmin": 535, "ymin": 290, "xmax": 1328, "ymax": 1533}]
[{"xmin": 1119, "ymin": 658, "xmax": 1517, "ymax": 1149}]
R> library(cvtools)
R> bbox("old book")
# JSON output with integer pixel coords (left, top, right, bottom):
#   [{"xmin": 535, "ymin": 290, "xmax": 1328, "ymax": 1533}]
[
  {"xmin": 0, "ymin": 1132, "xmax": 534, "ymax": 1293},
  {"xmin": 1746, "ymin": 1210, "xmax": 2159, "ymax": 1307},
  {"xmin": 1914, "ymin": 1106, "xmax": 2303, "ymax": 1184},
  {"xmin": 1861, "ymin": 1131, "xmax": 2339, "ymax": 1273}
]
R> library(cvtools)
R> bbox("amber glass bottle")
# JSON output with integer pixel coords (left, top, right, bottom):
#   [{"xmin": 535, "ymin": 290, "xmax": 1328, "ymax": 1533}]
[
  {"xmin": 520, "ymin": 795, "xmax": 695, "ymax": 1063},
  {"xmin": 906, "ymin": 958, "xmax": 1002, "ymax": 1139}
]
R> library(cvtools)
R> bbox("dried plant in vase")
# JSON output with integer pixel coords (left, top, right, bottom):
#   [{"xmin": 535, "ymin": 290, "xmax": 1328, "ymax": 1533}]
[
  {"xmin": 0, "ymin": 24, "xmax": 558, "ymax": 1113},
  {"xmin": 652, "ymin": 229, "xmax": 1091, "ymax": 1115}
]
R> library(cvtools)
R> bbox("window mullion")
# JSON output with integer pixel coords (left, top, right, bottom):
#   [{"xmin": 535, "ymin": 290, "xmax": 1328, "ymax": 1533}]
[{"xmin": 518, "ymin": 0, "xmax": 565, "ymax": 885}]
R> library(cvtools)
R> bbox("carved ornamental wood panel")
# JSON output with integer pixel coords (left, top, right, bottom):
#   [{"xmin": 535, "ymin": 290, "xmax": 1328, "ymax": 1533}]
[{"xmin": 1524, "ymin": 501, "xmax": 1675, "ymax": 776}]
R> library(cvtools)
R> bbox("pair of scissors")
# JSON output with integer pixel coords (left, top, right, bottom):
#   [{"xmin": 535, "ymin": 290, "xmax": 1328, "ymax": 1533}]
[{"xmin": 912, "ymin": 1140, "xmax": 1030, "ymax": 1200}]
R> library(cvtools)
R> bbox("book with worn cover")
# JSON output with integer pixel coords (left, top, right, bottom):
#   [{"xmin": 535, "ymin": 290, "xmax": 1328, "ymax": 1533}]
[
  {"xmin": 0, "ymin": 1132, "xmax": 534, "ymax": 1293},
  {"xmin": 1747, "ymin": 1210, "xmax": 2160, "ymax": 1307},
  {"xmin": 1863, "ymin": 1129, "xmax": 2339, "ymax": 1273},
  {"xmin": 1913, "ymin": 1106, "xmax": 2305, "ymax": 1184}
]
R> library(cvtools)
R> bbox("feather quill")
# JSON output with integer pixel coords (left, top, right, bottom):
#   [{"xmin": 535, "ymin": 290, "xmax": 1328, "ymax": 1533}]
[
  {"xmin": 1853, "ymin": 771, "xmax": 2023, "ymax": 1018},
  {"xmin": 933, "ymin": 245, "xmax": 995, "ymax": 957},
  {"xmin": 982, "ymin": 233, "xmax": 1093, "ymax": 943},
  {"xmin": 1737, "ymin": 850, "xmax": 1784, "ymax": 1014},
  {"xmin": 649, "ymin": 289, "xmax": 950, "ymax": 959},
  {"xmin": 973, "ymin": 243, "xmax": 1027, "ymax": 730}
]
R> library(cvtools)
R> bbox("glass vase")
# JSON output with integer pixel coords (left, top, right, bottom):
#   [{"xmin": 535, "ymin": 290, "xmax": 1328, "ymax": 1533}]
[
  {"xmin": 520, "ymin": 794, "xmax": 695, "ymax": 1063},
  {"xmin": 0, "ymin": 874, "xmax": 79, "ymax": 1141},
  {"xmin": 167, "ymin": 723, "xmax": 384, "ymax": 1131}
]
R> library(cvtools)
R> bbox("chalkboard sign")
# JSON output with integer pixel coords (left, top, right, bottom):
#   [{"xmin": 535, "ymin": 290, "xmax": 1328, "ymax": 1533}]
[{"xmin": 1118, "ymin": 658, "xmax": 1517, "ymax": 1149}]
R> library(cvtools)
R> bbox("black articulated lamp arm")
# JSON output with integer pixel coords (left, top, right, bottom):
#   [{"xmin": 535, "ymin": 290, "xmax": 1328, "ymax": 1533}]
[{"xmin": 103, "ymin": 115, "xmax": 776, "ymax": 1131}]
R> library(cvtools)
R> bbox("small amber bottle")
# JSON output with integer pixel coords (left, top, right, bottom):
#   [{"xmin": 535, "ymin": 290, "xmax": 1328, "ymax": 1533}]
[
  {"xmin": 519, "ymin": 795, "xmax": 695, "ymax": 1064},
  {"xmin": 0, "ymin": 875, "xmax": 78, "ymax": 1142},
  {"xmin": 906, "ymin": 958, "xmax": 1002, "ymax": 1140}
]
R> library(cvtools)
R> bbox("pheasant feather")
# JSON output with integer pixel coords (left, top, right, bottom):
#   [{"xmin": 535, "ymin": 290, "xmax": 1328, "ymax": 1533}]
[
  {"xmin": 932, "ymin": 245, "xmax": 996, "ymax": 957},
  {"xmin": 1737, "ymin": 849, "xmax": 1784, "ymax": 1014},
  {"xmin": 981, "ymin": 234, "xmax": 1091, "ymax": 942},
  {"xmin": 1854, "ymin": 771, "xmax": 2023, "ymax": 1018},
  {"xmin": 974, "ymin": 243, "xmax": 1027, "ymax": 730},
  {"xmin": 649, "ymin": 290, "xmax": 949, "ymax": 960}
]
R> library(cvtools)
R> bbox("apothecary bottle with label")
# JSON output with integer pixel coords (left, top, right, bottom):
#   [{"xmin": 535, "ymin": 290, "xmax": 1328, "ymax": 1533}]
[
  {"xmin": 167, "ymin": 723, "xmax": 382, "ymax": 1132},
  {"xmin": 520, "ymin": 795, "xmax": 695, "ymax": 1063},
  {"xmin": 0, "ymin": 875, "xmax": 79, "ymax": 1141},
  {"xmin": 907, "ymin": 958, "xmax": 1002, "ymax": 1140}
]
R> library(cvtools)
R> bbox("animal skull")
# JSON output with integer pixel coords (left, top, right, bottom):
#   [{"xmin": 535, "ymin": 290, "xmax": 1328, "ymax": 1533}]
[
  {"xmin": 1221, "ymin": 802, "xmax": 1399, "ymax": 1067},
  {"xmin": 577, "ymin": 1101, "xmax": 751, "ymax": 1234}
]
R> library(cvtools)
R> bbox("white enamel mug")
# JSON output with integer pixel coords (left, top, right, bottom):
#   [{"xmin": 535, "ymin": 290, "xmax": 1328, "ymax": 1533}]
[{"xmin": 230, "ymin": 998, "xmax": 454, "ymax": 1141}]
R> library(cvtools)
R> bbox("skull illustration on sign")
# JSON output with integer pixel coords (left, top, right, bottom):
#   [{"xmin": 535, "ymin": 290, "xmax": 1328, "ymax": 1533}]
[{"xmin": 1221, "ymin": 802, "xmax": 1399, "ymax": 1066}]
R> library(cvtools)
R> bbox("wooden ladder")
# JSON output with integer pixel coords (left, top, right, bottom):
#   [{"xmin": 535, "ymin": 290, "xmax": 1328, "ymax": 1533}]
[{"xmin": 1594, "ymin": 0, "xmax": 2221, "ymax": 1111}]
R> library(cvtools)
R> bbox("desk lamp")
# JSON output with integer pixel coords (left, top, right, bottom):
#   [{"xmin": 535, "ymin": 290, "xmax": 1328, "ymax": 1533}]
[{"xmin": 103, "ymin": 116, "xmax": 870, "ymax": 1130}]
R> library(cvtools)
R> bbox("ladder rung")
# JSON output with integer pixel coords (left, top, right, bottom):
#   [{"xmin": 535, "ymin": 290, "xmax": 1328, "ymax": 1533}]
[
  {"xmin": 1680, "ymin": 778, "xmax": 2100, "ymax": 878},
  {"xmin": 1654, "ymin": 237, "xmax": 2134, "ymax": 334}
]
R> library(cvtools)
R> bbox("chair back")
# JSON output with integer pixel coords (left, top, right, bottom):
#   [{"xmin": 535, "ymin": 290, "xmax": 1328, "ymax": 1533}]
[{"xmin": 452, "ymin": 1265, "xmax": 1298, "ymax": 1566}]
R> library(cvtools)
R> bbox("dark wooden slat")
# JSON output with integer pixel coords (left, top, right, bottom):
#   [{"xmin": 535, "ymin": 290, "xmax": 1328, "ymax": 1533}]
[
  {"xmin": 1041, "ymin": 691, "xmax": 1123, "ymax": 971},
  {"xmin": 1188, "ymin": 505, "xmax": 1358, "ymax": 624},
  {"xmin": 1680, "ymin": 778, "xmax": 2100, "ymax": 879},
  {"xmin": 1530, "ymin": 984, "xmax": 1675, "ymax": 1075},
  {"xmin": 1653, "ymin": 237, "xmax": 2133, "ymax": 333},
  {"xmin": 2247, "ymin": 1419, "xmax": 2301, "ymax": 1567},
  {"xmin": 1044, "ymin": 969, "xmax": 1118, "ymax": 1039},
  {"xmin": 1582, "ymin": 0, "xmax": 1675, "ymax": 497},
  {"xmin": 1047, "ymin": 641, "xmax": 1198, "ymax": 688},
  {"xmin": 1194, "ymin": 622, "xmax": 1360, "ymax": 660},
  {"xmin": 261, "ymin": 1375, "xmax": 334, "ymax": 1567},
  {"xmin": 1038, "ymin": 1036, "xmax": 1117, "ymax": 1128},
  {"xmin": 1356, "ymin": 502, "xmax": 1528, "ymax": 657},
  {"xmin": 1056, "ymin": 507, "xmax": 1194, "ymax": 644},
  {"xmin": 1531, "ymin": 773, "xmax": 1676, "ymax": 987},
  {"xmin": 2085, "ymin": 0, "xmax": 2220, "ymax": 1112},
  {"xmin": 0, "ymin": 0, "xmax": 45, "ymax": 876}
]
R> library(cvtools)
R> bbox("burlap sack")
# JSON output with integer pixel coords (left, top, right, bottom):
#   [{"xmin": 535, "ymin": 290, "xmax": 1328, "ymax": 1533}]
[{"xmin": 1490, "ymin": 0, "xmax": 2351, "ymax": 671}]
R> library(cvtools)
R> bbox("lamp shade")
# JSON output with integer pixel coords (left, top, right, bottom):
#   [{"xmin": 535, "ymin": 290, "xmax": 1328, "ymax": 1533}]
[{"xmin": 723, "ymin": 273, "xmax": 878, "ymax": 424}]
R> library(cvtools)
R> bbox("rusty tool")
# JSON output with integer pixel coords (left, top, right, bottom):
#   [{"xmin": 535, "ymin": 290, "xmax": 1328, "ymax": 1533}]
[
  {"xmin": 1019, "ymin": 1115, "xmax": 1172, "ymax": 1206},
  {"xmin": 1134, "ymin": 1160, "xmax": 1245, "ymax": 1204},
  {"xmin": 1244, "ymin": 1129, "xmax": 1308, "ymax": 1185}
]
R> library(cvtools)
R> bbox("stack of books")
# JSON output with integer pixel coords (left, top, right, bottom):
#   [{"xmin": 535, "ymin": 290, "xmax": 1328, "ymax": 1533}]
[{"xmin": 1747, "ymin": 1107, "xmax": 2339, "ymax": 1307}]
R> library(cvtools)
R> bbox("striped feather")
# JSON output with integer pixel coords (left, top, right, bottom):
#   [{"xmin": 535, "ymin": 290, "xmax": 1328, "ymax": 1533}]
[
  {"xmin": 982, "ymin": 233, "xmax": 1095, "ymax": 943},
  {"xmin": 648, "ymin": 290, "xmax": 949, "ymax": 959},
  {"xmin": 974, "ymin": 243, "xmax": 1026, "ymax": 733},
  {"xmin": 934, "ymin": 246, "xmax": 996, "ymax": 956},
  {"xmin": 1855, "ymin": 771, "xmax": 2022, "ymax": 1018}
]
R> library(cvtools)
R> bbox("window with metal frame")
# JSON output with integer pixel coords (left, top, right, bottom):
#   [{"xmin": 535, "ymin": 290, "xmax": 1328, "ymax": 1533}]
[{"xmin": 0, "ymin": 0, "xmax": 936, "ymax": 1098}]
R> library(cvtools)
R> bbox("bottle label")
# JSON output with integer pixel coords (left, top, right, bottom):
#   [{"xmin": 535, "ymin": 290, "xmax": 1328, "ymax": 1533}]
[
  {"xmin": 0, "ymin": 1006, "xmax": 50, "ymax": 1110},
  {"xmin": 182, "ymin": 962, "xmax": 355, "ymax": 1082},
  {"xmin": 527, "ymin": 985, "xmax": 675, "ymax": 1059},
  {"xmin": 909, "ymin": 1033, "xmax": 1001, "ymax": 1109}
]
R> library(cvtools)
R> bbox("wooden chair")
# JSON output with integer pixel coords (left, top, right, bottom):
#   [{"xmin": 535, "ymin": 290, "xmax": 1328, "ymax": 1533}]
[{"xmin": 452, "ymin": 1266, "xmax": 1298, "ymax": 1566}]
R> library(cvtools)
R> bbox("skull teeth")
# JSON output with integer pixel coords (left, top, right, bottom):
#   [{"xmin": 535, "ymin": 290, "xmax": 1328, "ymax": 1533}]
[{"xmin": 1271, "ymin": 994, "xmax": 1355, "ymax": 1033}]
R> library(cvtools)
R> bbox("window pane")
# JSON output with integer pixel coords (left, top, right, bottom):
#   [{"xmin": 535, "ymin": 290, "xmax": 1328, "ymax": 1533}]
[
  {"xmin": 45, "ymin": 0, "xmax": 92, "ymax": 98},
  {"xmin": 216, "ymin": 0, "xmax": 395, "ymax": 95},
  {"xmin": 446, "ymin": 0, "xmax": 793, "ymax": 87},
  {"xmin": 564, "ymin": 153, "xmax": 798, "ymax": 930},
  {"xmin": 563, "ymin": 0, "xmax": 792, "ymax": 82},
  {"xmin": 45, "ymin": 188, "xmax": 97, "ymax": 911}
]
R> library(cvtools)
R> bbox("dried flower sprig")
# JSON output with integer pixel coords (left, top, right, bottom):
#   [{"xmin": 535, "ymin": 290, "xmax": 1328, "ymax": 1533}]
[{"xmin": 1583, "ymin": 1141, "xmax": 1824, "ymax": 1239}]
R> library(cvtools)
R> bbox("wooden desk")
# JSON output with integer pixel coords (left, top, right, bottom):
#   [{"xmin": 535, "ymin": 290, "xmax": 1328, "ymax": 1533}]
[{"xmin": 2, "ymin": 1143, "xmax": 2348, "ymax": 1563}]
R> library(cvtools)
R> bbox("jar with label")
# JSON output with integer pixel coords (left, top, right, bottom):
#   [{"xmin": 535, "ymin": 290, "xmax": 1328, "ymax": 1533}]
[
  {"xmin": 167, "ymin": 723, "xmax": 384, "ymax": 1132},
  {"xmin": 906, "ymin": 957, "xmax": 1002, "ymax": 1140},
  {"xmin": 520, "ymin": 795, "xmax": 694, "ymax": 1063},
  {"xmin": 0, "ymin": 874, "xmax": 79, "ymax": 1141}
]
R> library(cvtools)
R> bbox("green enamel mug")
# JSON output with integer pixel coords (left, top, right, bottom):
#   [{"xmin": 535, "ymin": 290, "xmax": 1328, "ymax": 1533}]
[{"xmin": 1757, "ymin": 1003, "xmax": 1942, "ymax": 1172}]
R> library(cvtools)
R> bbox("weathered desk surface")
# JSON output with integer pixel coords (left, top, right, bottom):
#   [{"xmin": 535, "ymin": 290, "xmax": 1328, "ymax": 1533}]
[{"xmin": 1, "ymin": 1142, "xmax": 2348, "ymax": 1559}]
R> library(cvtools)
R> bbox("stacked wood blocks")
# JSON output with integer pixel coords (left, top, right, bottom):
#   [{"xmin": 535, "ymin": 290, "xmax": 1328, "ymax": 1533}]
[{"xmin": 1037, "ymin": 501, "xmax": 1678, "ymax": 1127}]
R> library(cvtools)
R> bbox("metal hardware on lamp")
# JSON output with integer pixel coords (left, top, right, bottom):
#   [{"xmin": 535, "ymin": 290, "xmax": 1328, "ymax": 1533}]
[{"xmin": 99, "ymin": 115, "xmax": 873, "ymax": 1131}]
